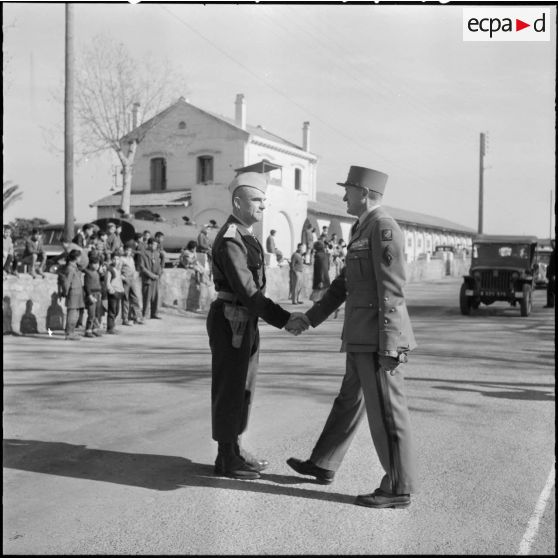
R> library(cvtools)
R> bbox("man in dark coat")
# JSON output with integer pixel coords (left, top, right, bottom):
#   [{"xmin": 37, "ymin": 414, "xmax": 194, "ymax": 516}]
[
  {"xmin": 287, "ymin": 165, "xmax": 418, "ymax": 509},
  {"xmin": 207, "ymin": 171, "xmax": 309, "ymax": 480},
  {"xmin": 310, "ymin": 240, "xmax": 331, "ymax": 302},
  {"xmin": 59, "ymin": 249, "xmax": 85, "ymax": 340},
  {"xmin": 139, "ymin": 238, "xmax": 162, "ymax": 320}
]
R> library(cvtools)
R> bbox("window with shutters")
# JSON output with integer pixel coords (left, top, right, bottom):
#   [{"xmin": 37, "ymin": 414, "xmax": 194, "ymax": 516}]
[
  {"xmin": 197, "ymin": 156, "xmax": 214, "ymax": 183},
  {"xmin": 150, "ymin": 158, "xmax": 167, "ymax": 191}
]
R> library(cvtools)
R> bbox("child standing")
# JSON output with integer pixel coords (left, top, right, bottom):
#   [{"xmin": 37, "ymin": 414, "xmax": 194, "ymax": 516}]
[
  {"xmin": 105, "ymin": 252, "xmax": 125, "ymax": 334},
  {"xmin": 83, "ymin": 253, "xmax": 103, "ymax": 338},
  {"xmin": 58, "ymin": 249, "xmax": 85, "ymax": 340}
]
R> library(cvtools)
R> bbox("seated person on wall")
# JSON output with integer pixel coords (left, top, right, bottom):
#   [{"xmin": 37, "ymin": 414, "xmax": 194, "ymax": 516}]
[
  {"xmin": 179, "ymin": 240, "xmax": 207, "ymax": 285},
  {"xmin": 265, "ymin": 229, "xmax": 284, "ymax": 264},
  {"xmin": 21, "ymin": 228, "xmax": 46, "ymax": 278},
  {"xmin": 197, "ymin": 226, "xmax": 214, "ymax": 276},
  {"xmin": 3, "ymin": 225, "xmax": 19, "ymax": 278}
]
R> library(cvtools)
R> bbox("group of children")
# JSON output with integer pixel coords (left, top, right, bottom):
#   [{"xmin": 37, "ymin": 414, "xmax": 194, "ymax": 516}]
[{"xmin": 58, "ymin": 222, "xmax": 164, "ymax": 341}]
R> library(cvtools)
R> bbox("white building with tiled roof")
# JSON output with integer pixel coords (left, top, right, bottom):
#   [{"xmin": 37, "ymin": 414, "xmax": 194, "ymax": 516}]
[
  {"xmin": 308, "ymin": 192, "xmax": 475, "ymax": 262},
  {"xmin": 91, "ymin": 95, "xmax": 318, "ymax": 259}
]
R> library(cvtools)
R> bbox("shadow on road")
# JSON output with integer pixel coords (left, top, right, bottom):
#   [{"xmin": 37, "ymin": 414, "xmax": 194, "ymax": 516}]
[
  {"xmin": 2, "ymin": 439, "xmax": 355, "ymax": 504},
  {"xmin": 408, "ymin": 377, "xmax": 555, "ymax": 402}
]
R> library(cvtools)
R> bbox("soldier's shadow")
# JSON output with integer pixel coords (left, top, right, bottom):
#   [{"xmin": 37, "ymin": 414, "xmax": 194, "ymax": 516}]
[{"xmin": 3, "ymin": 439, "xmax": 354, "ymax": 504}]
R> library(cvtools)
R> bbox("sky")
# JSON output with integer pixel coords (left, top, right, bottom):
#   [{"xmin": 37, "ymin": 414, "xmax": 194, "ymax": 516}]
[{"xmin": 3, "ymin": 1, "xmax": 556, "ymax": 238}]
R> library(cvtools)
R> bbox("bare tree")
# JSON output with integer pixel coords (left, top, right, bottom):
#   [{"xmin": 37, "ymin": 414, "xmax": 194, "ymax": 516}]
[
  {"xmin": 3, "ymin": 181, "xmax": 23, "ymax": 213},
  {"xmin": 74, "ymin": 34, "xmax": 187, "ymax": 216}
]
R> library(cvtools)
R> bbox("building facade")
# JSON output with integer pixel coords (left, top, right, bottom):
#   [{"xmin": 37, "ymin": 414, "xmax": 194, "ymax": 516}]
[
  {"xmin": 307, "ymin": 192, "xmax": 475, "ymax": 262},
  {"xmin": 91, "ymin": 95, "xmax": 318, "ymax": 259},
  {"xmin": 92, "ymin": 95, "xmax": 474, "ymax": 263}
]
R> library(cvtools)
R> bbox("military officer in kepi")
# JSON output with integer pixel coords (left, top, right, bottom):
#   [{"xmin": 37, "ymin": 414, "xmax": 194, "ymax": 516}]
[
  {"xmin": 207, "ymin": 171, "xmax": 309, "ymax": 480},
  {"xmin": 286, "ymin": 165, "xmax": 418, "ymax": 508}
]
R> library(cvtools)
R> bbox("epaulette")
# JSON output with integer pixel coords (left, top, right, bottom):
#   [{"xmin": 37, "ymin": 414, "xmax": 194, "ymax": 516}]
[{"xmin": 223, "ymin": 224, "xmax": 238, "ymax": 239}]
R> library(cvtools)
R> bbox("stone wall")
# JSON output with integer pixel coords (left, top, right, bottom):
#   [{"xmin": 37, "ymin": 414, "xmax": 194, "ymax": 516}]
[{"xmin": 3, "ymin": 258, "xmax": 470, "ymax": 335}]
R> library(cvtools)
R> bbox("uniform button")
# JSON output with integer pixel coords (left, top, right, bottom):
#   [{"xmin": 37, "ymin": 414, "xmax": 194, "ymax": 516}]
[
  {"xmin": 384, "ymin": 319, "xmax": 388, "ymax": 325},
  {"xmin": 390, "ymin": 307, "xmax": 396, "ymax": 312},
  {"xmin": 384, "ymin": 297, "xmax": 389, "ymax": 301}
]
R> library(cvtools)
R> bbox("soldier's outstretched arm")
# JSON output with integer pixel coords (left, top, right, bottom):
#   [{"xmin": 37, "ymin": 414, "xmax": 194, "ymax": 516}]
[{"xmin": 218, "ymin": 238, "xmax": 290, "ymax": 329}]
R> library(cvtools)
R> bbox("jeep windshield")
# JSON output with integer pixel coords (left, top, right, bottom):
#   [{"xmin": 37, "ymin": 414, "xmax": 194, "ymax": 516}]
[{"xmin": 472, "ymin": 243, "xmax": 531, "ymax": 267}]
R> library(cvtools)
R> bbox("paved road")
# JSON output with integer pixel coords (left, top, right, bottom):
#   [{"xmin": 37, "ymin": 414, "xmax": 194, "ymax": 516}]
[{"xmin": 3, "ymin": 278, "xmax": 555, "ymax": 555}]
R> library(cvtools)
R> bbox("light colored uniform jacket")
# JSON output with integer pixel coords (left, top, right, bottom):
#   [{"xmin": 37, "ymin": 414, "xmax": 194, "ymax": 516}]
[{"xmin": 306, "ymin": 206, "xmax": 416, "ymax": 353}]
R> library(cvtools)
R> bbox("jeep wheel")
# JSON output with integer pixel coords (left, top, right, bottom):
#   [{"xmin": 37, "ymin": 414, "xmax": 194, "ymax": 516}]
[
  {"xmin": 520, "ymin": 284, "xmax": 532, "ymax": 317},
  {"xmin": 459, "ymin": 284, "xmax": 472, "ymax": 315}
]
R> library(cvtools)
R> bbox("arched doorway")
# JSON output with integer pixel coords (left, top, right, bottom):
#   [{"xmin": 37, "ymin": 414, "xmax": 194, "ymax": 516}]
[{"xmin": 266, "ymin": 211, "xmax": 293, "ymax": 258}]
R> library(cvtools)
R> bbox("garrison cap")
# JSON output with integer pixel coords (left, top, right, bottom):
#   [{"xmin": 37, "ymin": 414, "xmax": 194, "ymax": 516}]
[
  {"xmin": 228, "ymin": 172, "xmax": 268, "ymax": 196},
  {"xmin": 337, "ymin": 165, "xmax": 389, "ymax": 196}
]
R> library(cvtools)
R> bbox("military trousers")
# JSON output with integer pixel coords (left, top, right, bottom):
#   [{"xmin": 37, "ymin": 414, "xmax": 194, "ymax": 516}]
[
  {"xmin": 310, "ymin": 352, "xmax": 417, "ymax": 494},
  {"xmin": 207, "ymin": 299, "xmax": 260, "ymax": 443}
]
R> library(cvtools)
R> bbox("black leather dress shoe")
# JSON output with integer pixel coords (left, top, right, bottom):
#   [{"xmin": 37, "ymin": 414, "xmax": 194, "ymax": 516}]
[
  {"xmin": 286, "ymin": 458, "xmax": 335, "ymax": 484},
  {"xmin": 238, "ymin": 448, "xmax": 269, "ymax": 472},
  {"xmin": 354, "ymin": 489, "xmax": 410, "ymax": 509},
  {"xmin": 214, "ymin": 453, "xmax": 261, "ymax": 480}
]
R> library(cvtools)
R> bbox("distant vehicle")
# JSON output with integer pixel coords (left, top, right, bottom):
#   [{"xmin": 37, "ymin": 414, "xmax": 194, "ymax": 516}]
[
  {"xmin": 459, "ymin": 235, "xmax": 538, "ymax": 317},
  {"xmin": 534, "ymin": 246, "xmax": 553, "ymax": 289}
]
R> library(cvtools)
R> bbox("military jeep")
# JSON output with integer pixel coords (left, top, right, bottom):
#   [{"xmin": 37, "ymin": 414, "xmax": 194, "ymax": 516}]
[{"xmin": 460, "ymin": 235, "xmax": 538, "ymax": 317}]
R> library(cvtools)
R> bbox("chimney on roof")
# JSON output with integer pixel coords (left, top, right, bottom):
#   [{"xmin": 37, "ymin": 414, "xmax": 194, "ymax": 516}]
[
  {"xmin": 235, "ymin": 94, "xmax": 246, "ymax": 130},
  {"xmin": 132, "ymin": 102, "xmax": 141, "ymax": 129},
  {"xmin": 302, "ymin": 121, "xmax": 310, "ymax": 152}
]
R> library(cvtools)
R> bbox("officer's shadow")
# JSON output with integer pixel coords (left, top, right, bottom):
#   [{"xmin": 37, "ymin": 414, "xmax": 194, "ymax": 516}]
[{"xmin": 3, "ymin": 439, "xmax": 354, "ymax": 505}]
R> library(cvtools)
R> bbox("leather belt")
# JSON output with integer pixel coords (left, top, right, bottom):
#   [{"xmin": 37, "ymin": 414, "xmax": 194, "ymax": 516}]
[{"xmin": 217, "ymin": 291, "xmax": 238, "ymax": 302}]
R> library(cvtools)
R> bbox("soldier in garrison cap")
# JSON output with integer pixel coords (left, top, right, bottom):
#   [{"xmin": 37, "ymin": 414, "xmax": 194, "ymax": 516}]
[
  {"xmin": 286, "ymin": 165, "xmax": 418, "ymax": 509},
  {"xmin": 207, "ymin": 171, "xmax": 309, "ymax": 480}
]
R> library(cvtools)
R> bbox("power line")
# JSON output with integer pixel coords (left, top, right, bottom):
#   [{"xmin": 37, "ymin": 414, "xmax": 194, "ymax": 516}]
[
  {"xmin": 305, "ymin": 5, "xmax": 479, "ymax": 135},
  {"xmin": 160, "ymin": 5, "xmax": 438, "ymax": 185}
]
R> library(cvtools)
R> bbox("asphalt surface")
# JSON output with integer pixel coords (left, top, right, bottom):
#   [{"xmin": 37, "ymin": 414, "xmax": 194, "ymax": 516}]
[{"xmin": 3, "ymin": 277, "xmax": 555, "ymax": 555}]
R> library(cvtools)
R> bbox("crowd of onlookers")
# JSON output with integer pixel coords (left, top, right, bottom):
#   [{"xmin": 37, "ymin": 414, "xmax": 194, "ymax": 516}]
[
  {"xmin": 3, "ymin": 222, "xmax": 213, "ymax": 340},
  {"xmin": 4, "ymin": 219, "xmax": 349, "ymax": 337}
]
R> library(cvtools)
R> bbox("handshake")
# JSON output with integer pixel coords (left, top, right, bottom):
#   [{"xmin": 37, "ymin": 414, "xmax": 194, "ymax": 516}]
[{"xmin": 285, "ymin": 312, "xmax": 311, "ymax": 336}]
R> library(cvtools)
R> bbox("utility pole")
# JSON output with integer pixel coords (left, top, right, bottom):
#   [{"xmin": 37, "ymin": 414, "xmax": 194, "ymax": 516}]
[
  {"xmin": 64, "ymin": 4, "xmax": 75, "ymax": 242},
  {"xmin": 478, "ymin": 132, "xmax": 486, "ymax": 234},
  {"xmin": 550, "ymin": 189, "xmax": 554, "ymax": 242}
]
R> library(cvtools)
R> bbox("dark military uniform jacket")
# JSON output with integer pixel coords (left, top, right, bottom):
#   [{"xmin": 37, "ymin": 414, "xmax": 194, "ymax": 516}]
[
  {"xmin": 212, "ymin": 215, "xmax": 290, "ymax": 329},
  {"xmin": 306, "ymin": 206, "xmax": 417, "ymax": 354}
]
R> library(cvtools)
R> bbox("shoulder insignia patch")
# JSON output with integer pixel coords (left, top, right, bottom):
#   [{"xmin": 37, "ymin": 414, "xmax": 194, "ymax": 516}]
[
  {"xmin": 223, "ymin": 224, "xmax": 238, "ymax": 238},
  {"xmin": 381, "ymin": 229, "xmax": 393, "ymax": 241},
  {"xmin": 383, "ymin": 246, "xmax": 393, "ymax": 266}
]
